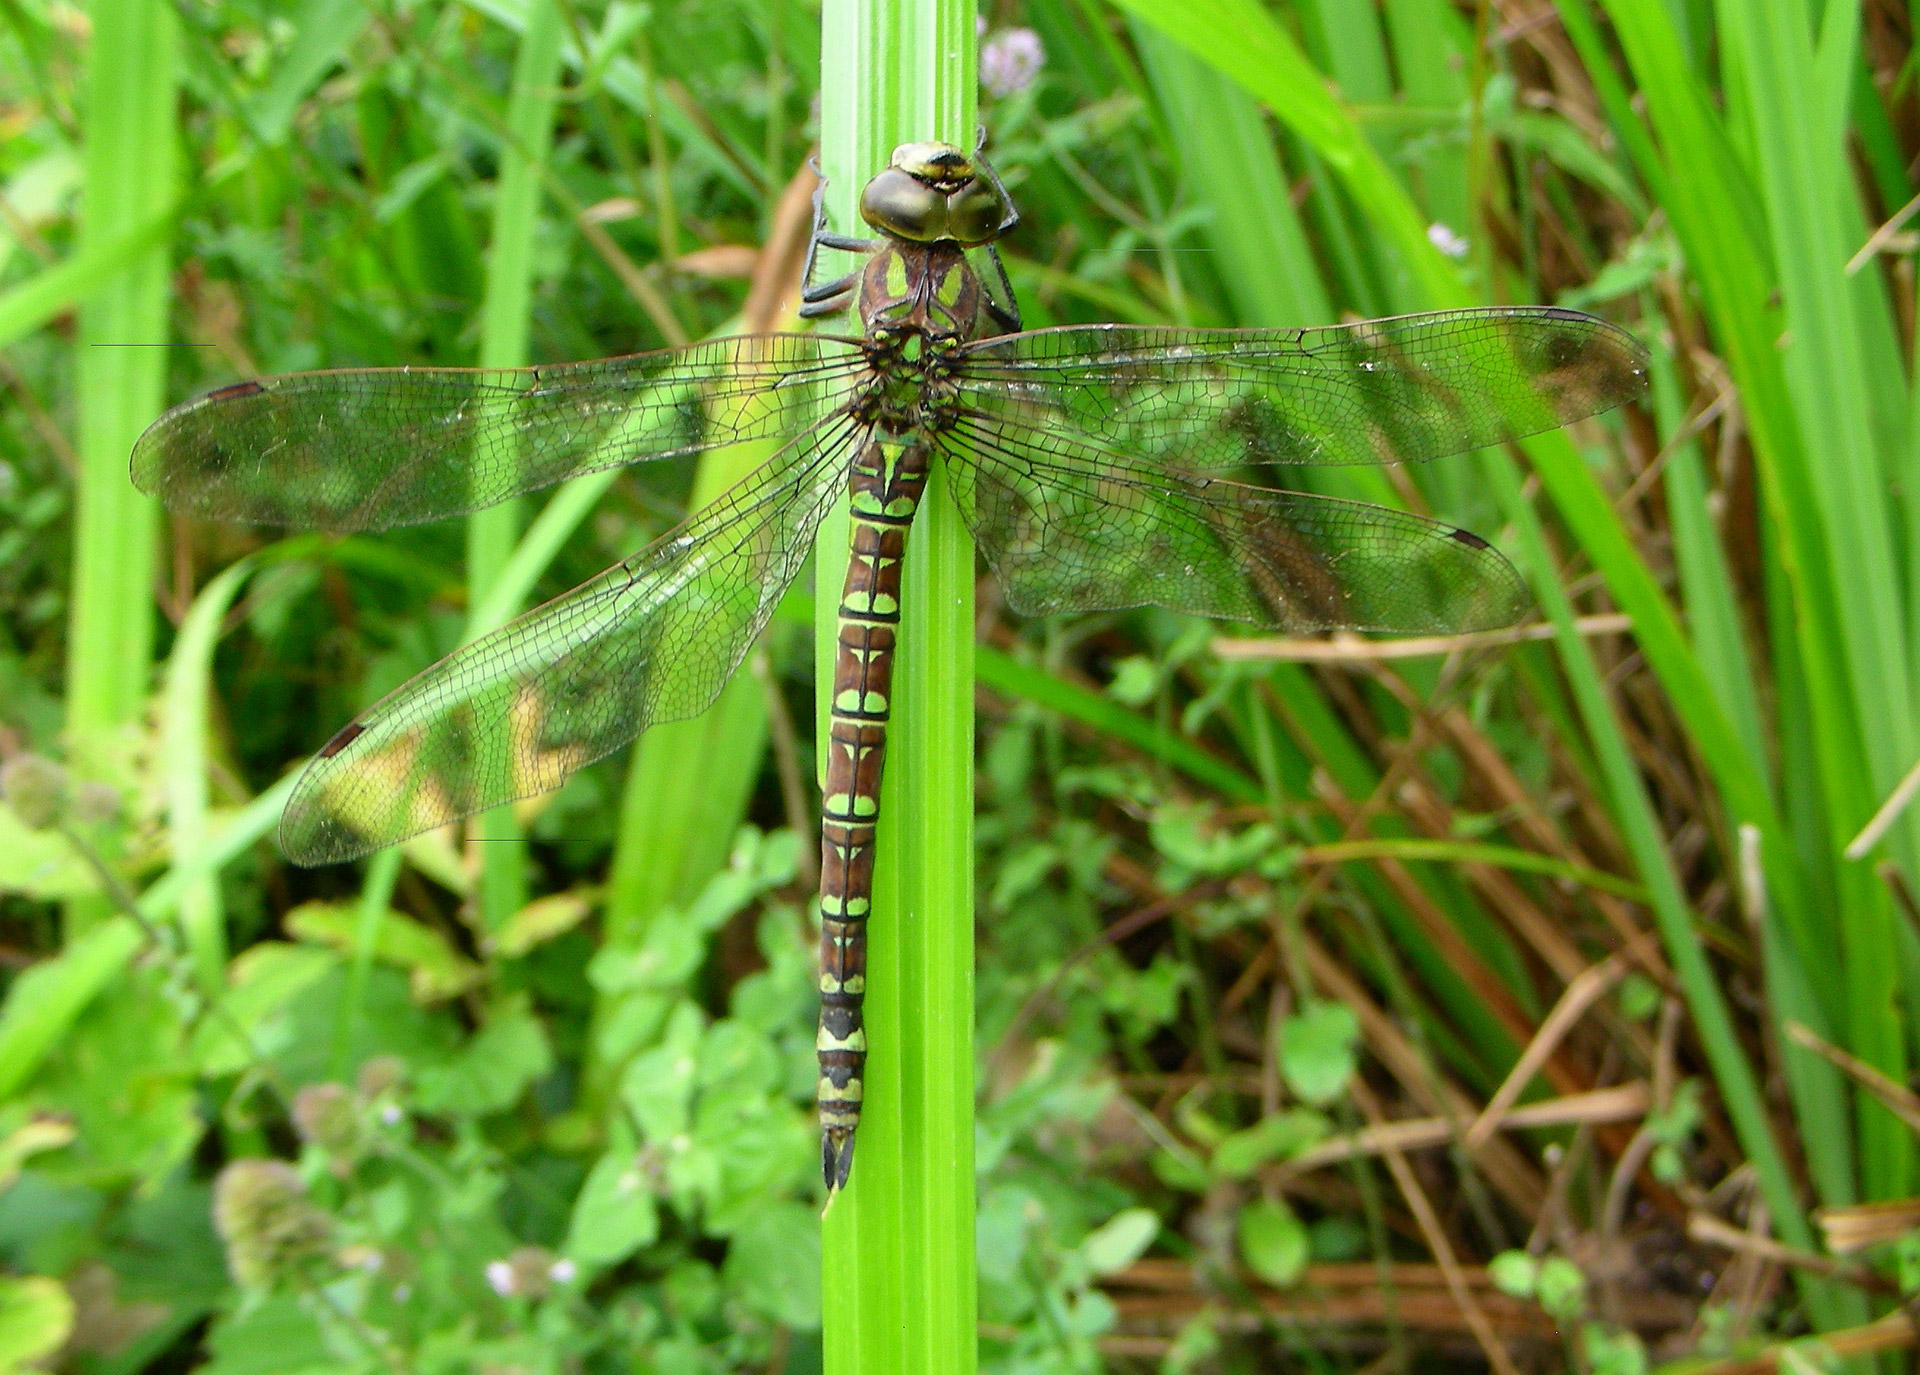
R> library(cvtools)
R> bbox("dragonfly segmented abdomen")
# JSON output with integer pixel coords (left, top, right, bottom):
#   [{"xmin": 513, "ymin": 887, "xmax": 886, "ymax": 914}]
[{"xmin": 816, "ymin": 424, "xmax": 934, "ymax": 1194}]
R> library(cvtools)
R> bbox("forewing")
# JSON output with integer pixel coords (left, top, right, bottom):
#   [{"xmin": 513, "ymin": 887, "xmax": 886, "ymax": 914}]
[
  {"xmin": 942, "ymin": 411, "xmax": 1527, "ymax": 633},
  {"xmin": 133, "ymin": 333, "xmax": 865, "ymax": 530},
  {"xmin": 280, "ymin": 412, "xmax": 857, "ymax": 865},
  {"xmin": 954, "ymin": 308, "xmax": 1647, "ymax": 471}
]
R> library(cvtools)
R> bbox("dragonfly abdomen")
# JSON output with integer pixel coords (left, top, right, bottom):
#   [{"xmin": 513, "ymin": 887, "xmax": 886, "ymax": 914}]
[{"xmin": 817, "ymin": 425, "xmax": 933, "ymax": 1194}]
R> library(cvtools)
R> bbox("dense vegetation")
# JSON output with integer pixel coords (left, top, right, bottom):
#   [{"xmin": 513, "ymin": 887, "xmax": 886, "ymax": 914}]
[{"xmin": 2, "ymin": 0, "xmax": 1919, "ymax": 1369}]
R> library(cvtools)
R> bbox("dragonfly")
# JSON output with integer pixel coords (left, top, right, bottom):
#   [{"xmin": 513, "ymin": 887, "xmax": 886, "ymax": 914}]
[{"xmin": 132, "ymin": 139, "xmax": 1648, "ymax": 1195}]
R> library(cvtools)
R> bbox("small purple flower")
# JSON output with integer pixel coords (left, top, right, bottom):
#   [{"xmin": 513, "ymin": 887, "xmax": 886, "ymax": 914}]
[
  {"xmin": 981, "ymin": 27, "xmax": 1044, "ymax": 98},
  {"xmin": 1427, "ymin": 222, "xmax": 1469, "ymax": 260},
  {"xmin": 550, "ymin": 1258, "xmax": 578, "ymax": 1284},
  {"xmin": 485, "ymin": 1259, "xmax": 515, "ymax": 1296}
]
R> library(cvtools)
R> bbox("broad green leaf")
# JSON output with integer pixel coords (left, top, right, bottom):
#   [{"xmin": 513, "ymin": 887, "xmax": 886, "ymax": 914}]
[
  {"xmin": 724, "ymin": 1201, "xmax": 821, "ymax": 1329},
  {"xmin": 621, "ymin": 1002, "xmax": 705, "ymax": 1141},
  {"xmin": 1583, "ymin": 1322, "xmax": 1649, "ymax": 1375},
  {"xmin": 1536, "ymin": 1256, "xmax": 1588, "ymax": 1321},
  {"xmin": 414, "ymin": 1003, "xmax": 553, "ymax": 1116},
  {"xmin": 0, "ymin": 1275, "xmax": 73, "ymax": 1366},
  {"xmin": 0, "ymin": 807, "xmax": 94, "ymax": 900},
  {"xmin": 285, "ymin": 901, "xmax": 481, "ymax": 1002},
  {"xmin": 1488, "ymin": 1249, "xmax": 1539, "ymax": 1298},
  {"xmin": 1080, "ymin": 1207, "xmax": 1158, "ymax": 1276},
  {"xmin": 1237, "ymin": 1197, "xmax": 1308, "ymax": 1288},
  {"xmin": 198, "ymin": 1295, "xmax": 333, "ymax": 1375},
  {"xmin": 1211, "ymin": 1109, "xmax": 1330, "ymax": 1180},
  {"xmin": 488, "ymin": 890, "xmax": 594, "ymax": 958},
  {"xmin": 26, "ymin": 966, "xmax": 199, "ymax": 1189},
  {"xmin": 1277, "ymin": 1001, "xmax": 1360, "ymax": 1105},
  {"xmin": 190, "ymin": 943, "xmax": 337, "ymax": 1076},
  {"xmin": 565, "ymin": 1148, "xmax": 660, "ymax": 1266}
]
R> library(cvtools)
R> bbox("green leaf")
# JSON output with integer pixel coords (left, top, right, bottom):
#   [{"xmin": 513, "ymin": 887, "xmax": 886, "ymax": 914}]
[
  {"xmin": 285, "ymin": 901, "xmax": 481, "ymax": 1002},
  {"xmin": 621, "ymin": 1002, "xmax": 705, "ymax": 1141},
  {"xmin": 1582, "ymin": 1323, "xmax": 1649, "ymax": 1375},
  {"xmin": 198, "ymin": 1295, "xmax": 332, "ymax": 1375},
  {"xmin": 1106, "ymin": 656, "xmax": 1159, "ymax": 706},
  {"xmin": 565, "ymin": 1148, "xmax": 660, "ymax": 1267},
  {"xmin": 0, "ymin": 805, "xmax": 95, "ymax": 900},
  {"xmin": 1237, "ymin": 1197, "xmax": 1308, "ymax": 1288},
  {"xmin": 190, "ymin": 943, "xmax": 337, "ymax": 1076},
  {"xmin": 1277, "ymin": 1001, "xmax": 1360, "ymax": 1105},
  {"xmin": 0, "ymin": 920, "xmax": 141, "ymax": 1100},
  {"xmin": 588, "ymin": 920, "xmax": 706, "ymax": 996},
  {"xmin": 27, "ymin": 965, "xmax": 200, "ymax": 1189},
  {"xmin": 488, "ymin": 890, "xmax": 594, "ymax": 959},
  {"xmin": 724, "ymin": 1201, "xmax": 822, "ymax": 1329},
  {"xmin": 1080, "ymin": 1207, "xmax": 1158, "ymax": 1276},
  {"xmin": 1211, "ymin": 1109, "xmax": 1330, "ymax": 1180},
  {"xmin": 0, "ymin": 1275, "xmax": 74, "ymax": 1367},
  {"xmin": 1488, "ymin": 1249, "xmax": 1539, "ymax": 1298},
  {"xmin": 413, "ymin": 1003, "xmax": 553, "ymax": 1116},
  {"xmin": 1536, "ymin": 1256, "xmax": 1587, "ymax": 1321}
]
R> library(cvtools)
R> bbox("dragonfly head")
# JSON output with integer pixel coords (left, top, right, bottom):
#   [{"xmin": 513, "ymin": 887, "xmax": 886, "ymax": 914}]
[{"xmin": 859, "ymin": 141, "xmax": 1014, "ymax": 247}]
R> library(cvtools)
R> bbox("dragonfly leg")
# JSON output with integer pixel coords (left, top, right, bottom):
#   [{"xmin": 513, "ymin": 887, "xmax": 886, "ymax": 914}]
[
  {"xmin": 798, "ymin": 288, "xmax": 857, "ymax": 320},
  {"xmin": 800, "ymin": 175, "xmax": 881, "ymax": 312},
  {"xmin": 980, "ymin": 241, "xmax": 1022, "ymax": 334},
  {"xmin": 801, "ymin": 271, "xmax": 859, "ymax": 303}
]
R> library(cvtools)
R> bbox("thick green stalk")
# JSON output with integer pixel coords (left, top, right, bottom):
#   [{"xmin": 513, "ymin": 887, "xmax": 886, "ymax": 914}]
[
  {"xmin": 817, "ymin": 2, "xmax": 977, "ymax": 1370},
  {"xmin": 67, "ymin": 0, "xmax": 178, "ymax": 933},
  {"xmin": 465, "ymin": 0, "xmax": 565, "ymax": 931}
]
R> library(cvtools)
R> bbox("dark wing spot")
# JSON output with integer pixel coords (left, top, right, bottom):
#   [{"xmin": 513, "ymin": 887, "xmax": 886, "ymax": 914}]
[
  {"xmin": 1447, "ymin": 527, "xmax": 1492, "ymax": 550},
  {"xmin": 205, "ymin": 380, "xmax": 266, "ymax": 403},
  {"xmin": 317, "ymin": 721, "xmax": 366, "ymax": 758},
  {"xmin": 1541, "ymin": 326, "xmax": 1591, "ymax": 371}
]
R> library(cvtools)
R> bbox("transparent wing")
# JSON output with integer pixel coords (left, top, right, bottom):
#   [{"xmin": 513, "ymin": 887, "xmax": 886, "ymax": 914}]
[
  {"xmin": 280, "ymin": 412, "xmax": 858, "ymax": 865},
  {"xmin": 133, "ymin": 333, "xmax": 866, "ymax": 531},
  {"xmin": 953, "ymin": 308, "xmax": 1647, "ymax": 471},
  {"xmin": 941, "ymin": 410, "xmax": 1528, "ymax": 633}
]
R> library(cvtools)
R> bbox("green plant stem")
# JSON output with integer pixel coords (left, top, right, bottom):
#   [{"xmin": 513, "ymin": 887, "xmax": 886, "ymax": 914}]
[
  {"xmin": 817, "ymin": 1, "xmax": 978, "ymax": 1369},
  {"xmin": 66, "ymin": 0, "xmax": 178, "ymax": 935},
  {"xmin": 465, "ymin": 0, "xmax": 565, "ymax": 932}
]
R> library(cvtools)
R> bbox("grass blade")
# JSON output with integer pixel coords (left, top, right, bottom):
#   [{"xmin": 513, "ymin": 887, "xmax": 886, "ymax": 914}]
[
  {"xmin": 466, "ymin": 0, "xmax": 566, "ymax": 932},
  {"xmin": 160, "ymin": 559, "xmax": 253, "ymax": 994}
]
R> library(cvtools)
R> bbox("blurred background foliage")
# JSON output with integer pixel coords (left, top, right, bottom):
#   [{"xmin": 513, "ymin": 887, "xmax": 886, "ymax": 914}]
[{"xmin": 2, "ymin": 0, "xmax": 1920, "ymax": 1369}]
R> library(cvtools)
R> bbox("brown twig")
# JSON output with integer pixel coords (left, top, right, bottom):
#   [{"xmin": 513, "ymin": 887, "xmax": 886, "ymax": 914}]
[
  {"xmin": 1349, "ymin": 1078, "xmax": 1524, "ymax": 1375},
  {"xmin": 1212, "ymin": 613, "xmax": 1632, "ymax": 663},
  {"xmin": 1685, "ymin": 1212, "xmax": 1898, "ymax": 1295},
  {"xmin": 1279, "ymin": 1083, "xmax": 1650, "ymax": 1175},
  {"xmin": 1678, "ymin": 1309, "xmax": 1920, "ymax": 1374}
]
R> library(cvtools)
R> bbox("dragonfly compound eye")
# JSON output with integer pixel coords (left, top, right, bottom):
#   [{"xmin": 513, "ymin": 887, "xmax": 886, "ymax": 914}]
[
  {"xmin": 861, "ymin": 167, "xmax": 947, "ymax": 241},
  {"xmin": 944, "ymin": 178, "xmax": 1010, "ymax": 245}
]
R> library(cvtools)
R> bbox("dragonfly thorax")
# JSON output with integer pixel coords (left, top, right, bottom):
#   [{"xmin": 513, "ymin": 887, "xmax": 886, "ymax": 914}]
[{"xmin": 859, "ymin": 240, "xmax": 994, "ymax": 346}]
